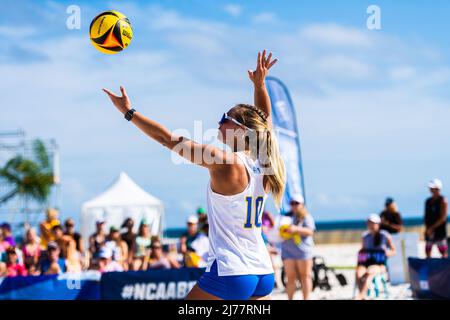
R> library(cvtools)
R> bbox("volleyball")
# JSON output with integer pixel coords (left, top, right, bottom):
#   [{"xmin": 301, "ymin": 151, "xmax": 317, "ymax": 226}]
[
  {"xmin": 279, "ymin": 224, "xmax": 302, "ymax": 245},
  {"xmin": 89, "ymin": 10, "xmax": 133, "ymax": 54}
]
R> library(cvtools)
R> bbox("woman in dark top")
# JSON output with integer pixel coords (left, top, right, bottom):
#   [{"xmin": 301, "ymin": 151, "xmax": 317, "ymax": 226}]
[
  {"xmin": 424, "ymin": 179, "xmax": 448, "ymax": 258},
  {"xmin": 379, "ymin": 198, "xmax": 403, "ymax": 234},
  {"xmin": 121, "ymin": 218, "xmax": 136, "ymax": 266},
  {"xmin": 355, "ymin": 214, "xmax": 395, "ymax": 300}
]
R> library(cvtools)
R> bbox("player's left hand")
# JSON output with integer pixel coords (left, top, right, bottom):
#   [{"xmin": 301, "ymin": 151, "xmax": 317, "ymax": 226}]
[
  {"xmin": 247, "ymin": 50, "xmax": 278, "ymax": 87},
  {"xmin": 102, "ymin": 86, "xmax": 132, "ymax": 115}
]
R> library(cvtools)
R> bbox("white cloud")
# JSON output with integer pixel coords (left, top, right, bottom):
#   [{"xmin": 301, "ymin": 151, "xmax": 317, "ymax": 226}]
[
  {"xmin": 223, "ymin": 4, "xmax": 243, "ymax": 17},
  {"xmin": 316, "ymin": 55, "xmax": 373, "ymax": 79},
  {"xmin": 251, "ymin": 13, "xmax": 277, "ymax": 24},
  {"xmin": 0, "ymin": 25, "xmax": 36, "ymax": 38},
  {"xmin": 300, "ymin": 23, "xmax": 373, "ymax": 48},
  {"xmin": 389, "ymin": 66, "xmax": 416, "ymax": 80}
]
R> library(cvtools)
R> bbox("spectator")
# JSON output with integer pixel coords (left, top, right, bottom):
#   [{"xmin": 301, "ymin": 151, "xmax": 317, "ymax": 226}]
[
  {"xmin": 5, "ymin": 247, "xmax": 27, "ymax": 277},
  {"xmin": 39, "ymin": 208, "xmax": 60, "ymax": 250},
  {"xmin": 132, "ymin": 219, "xmax": 152, "ymax": 270},
  {"xmin": 167, "ymin": 243, "xmax": 183, "ymax": 268},
  {"xmin": 144, "ymin": 240, "xmax": 171, "ymax": 270},
  {"xmin": 180, "ymin": 216, "xmax": 200, "ymax": 255},
  {"xmin": 41, "ymin": 242, "xmax": 66, "ymax": 275},
  {"xmin": 21, "ymin": 228, "xmax": 41, "ymax": 271},
  {"xmin": 281, "ymin": 194, "xmax": 316, "ymax": 300},
  {"xmin": 0, "ymin": 223, "xmax": 16, "ymax": 247},
  {"xmin": 52, "ymin": 224, "xmax": 74, "ymax": 259},
  {"xmin": 355, "ymin": 214, "xmax": 396, "ymax": 300},
  {"xmin": 65, "ymin": 239, "xmax": 82, "ymax": 273},
  {"xmin": 120, "ymin": 218, "xmax": 136, "ymax": 266},
  {"xmin": 89, "ymin": 219, "xmax": 107, "ymax": 262},
  {"xmin": 197, "ymin": 207, "xmax": 208, "ymax": 232},
  {"xmin": 64, "ymin": 218, "xmax": 84, "ymax": 254},
  {"xmin": 379, "ymin": 198, "xmax": 403, "ymax": 234},
  {"xmin": 26, "ymin": 264, "xmax": 41, "ymax": 276},
  {"xmin": 105, "ymin": 226, "xmax": 129, "ymax": 270},
  {"xmin": 180, "ymin": 216, "xmax": 209, "ymax": 267},
  {"xmin": 424, "ymin": 179, "xmax": 448, "ymax": 258},
  {"xmin": 97, "ymin": 247, "xmax": 123, "ymax": 273}
]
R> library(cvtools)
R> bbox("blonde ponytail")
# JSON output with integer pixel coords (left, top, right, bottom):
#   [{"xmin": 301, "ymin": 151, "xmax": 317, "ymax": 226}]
[
  {"xmin": 264, "ymin": 129, "xmax": 286, "ymax": 207},
  {"xmin": 229, "ymin": 104, "xmax": 286, "ymax": 208}
]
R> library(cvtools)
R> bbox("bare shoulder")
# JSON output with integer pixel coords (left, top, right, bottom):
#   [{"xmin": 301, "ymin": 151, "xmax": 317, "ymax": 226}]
[{"xmin": 209, "ymin": 153, "xmax": 249, "ymax": 195}]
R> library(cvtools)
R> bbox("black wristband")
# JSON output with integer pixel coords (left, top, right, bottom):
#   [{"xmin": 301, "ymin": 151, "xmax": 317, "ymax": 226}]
[{"xmin": 124, "ymin": 108, "xmax": 136, "ymax": 121}]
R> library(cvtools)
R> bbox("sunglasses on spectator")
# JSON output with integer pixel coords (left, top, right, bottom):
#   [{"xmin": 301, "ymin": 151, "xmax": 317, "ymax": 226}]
[
  {"xmin": 218, "ymin": 113, "xmax": 253, "ymax": 131},
  {"xmin": 290, "ymin": 201, "xmax": 302, "ymax": 206}
]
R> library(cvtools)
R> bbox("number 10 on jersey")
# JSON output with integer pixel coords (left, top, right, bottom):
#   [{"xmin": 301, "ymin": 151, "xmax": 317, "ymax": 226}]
[{"xmin": 244, "ymin": 196, "xmax": 264, "ymax": 228}]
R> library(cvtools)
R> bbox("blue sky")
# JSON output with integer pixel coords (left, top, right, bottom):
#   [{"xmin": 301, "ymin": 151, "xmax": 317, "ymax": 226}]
[{"xmin": 1, "ymin": 0, "xmax": 450, "ymax": 228}]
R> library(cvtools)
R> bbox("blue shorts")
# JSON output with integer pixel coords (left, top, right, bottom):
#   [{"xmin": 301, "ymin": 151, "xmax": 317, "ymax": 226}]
[{"xmin": 197, "ymin": 260, "xmax": 274, "ymax": 300}]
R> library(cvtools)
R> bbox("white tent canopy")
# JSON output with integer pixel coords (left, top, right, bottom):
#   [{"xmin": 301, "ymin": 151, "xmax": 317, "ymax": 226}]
[{"xmin": 81, "ymin": 172, "xmax": 164, "ymax": 242}]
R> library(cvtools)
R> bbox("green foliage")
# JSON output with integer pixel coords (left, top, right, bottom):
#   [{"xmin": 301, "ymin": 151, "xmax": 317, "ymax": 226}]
[{"xmin": 0, "ymin": 139, "xmax": 55, "ymax": 204}]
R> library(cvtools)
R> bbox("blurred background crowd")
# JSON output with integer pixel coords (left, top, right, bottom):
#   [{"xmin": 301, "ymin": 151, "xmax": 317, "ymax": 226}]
[{"xmin": 0, "ymin": 207, "xmax": 211, "ymax": 277}]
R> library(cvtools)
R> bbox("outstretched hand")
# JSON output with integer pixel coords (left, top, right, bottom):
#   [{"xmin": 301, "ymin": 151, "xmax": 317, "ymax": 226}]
[
  {"xmin": 102, "ymin": 86, "xmax": 132, "ymax": 115},
  {"xmin": 247, "ymin": 50, "xmax": 278, "ymax": 87}
]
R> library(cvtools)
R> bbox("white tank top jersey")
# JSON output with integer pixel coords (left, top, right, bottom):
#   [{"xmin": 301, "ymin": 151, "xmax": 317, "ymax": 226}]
[{"xmin": 205, "ymin": 151, "xmax": 274, "ymax": 276}]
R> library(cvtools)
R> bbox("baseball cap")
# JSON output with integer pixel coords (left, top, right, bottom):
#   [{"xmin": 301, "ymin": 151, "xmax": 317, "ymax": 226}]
[
  {"xmin": 290, "ymin": 193, "xmax": 304, "ymax": 205},
  {"xmin": 385, "ymin": 197, "xmax": 394, "ymax": 206},
  {"xmin": 428, "ymin": 178, "xmax": 443, "ymax": 190},
  {"xmin": 47, "ymin": 241, "xmax": 59, "ymax": 250},
  {"xmin": 367, "ymin": 214, "xmax": 381, "ymax": 224},
  {"xmin": 96, "ymin": 218, "xmax": 106, "ymax": 225},
  {"xmin": 187, "ymin": 216, "xmax": 198, "ymax": 224},
  {"xmin": 196, "ymin": 207, "xmax": 206, "ymax": 215},
  {"xmin": 110, "ymin": 225, "xmax": 119, "ymax": 232}
]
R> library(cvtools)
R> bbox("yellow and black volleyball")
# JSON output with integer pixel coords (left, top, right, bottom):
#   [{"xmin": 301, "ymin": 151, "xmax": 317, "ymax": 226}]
[{"xmin": 89, "ymin": 10, "xmax": 133, "ymax": 54}]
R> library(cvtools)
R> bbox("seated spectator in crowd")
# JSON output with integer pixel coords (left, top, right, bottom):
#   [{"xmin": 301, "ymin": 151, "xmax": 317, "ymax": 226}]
[
  {"xmin": 89, "ymin": 219, "xmax": 107, "ymax": 265},
  {"xmin": 120, "ymin": 218, "xmax": 136, "ymax": 266},
  {"xmin": 355, "ymin": 214, "xmax": 396, "ymax": 300},
  {"xmin": 64, "ymin": 218, "xmax": 84, "ymax": 254},
  {"xmin": 4, "ymin": 247, "xmax": 27, "ymax": 277},
  {"xmin": 379, "ymin": 197, "xmax": 403, "ymax": 234},
  {"xmin": 40, "ymin": 208, "xmax": 60, "ymax": 250},
  {"xmin": 52, "ymin": 224, "xmax": 74, "ymax": 258},
  {"xmin": 180, "ymin": 216, "xmax": 209, "ymax": 267},
  {"xmin": 26, "ymin": 264, "xmax": 41, "ymax": 276},
  {"xmin": 0, "ymin": 228, "xmax": 12, "ymax": 259},
  {"xmin": 1, "ymin": 223, "xmax": 16, "ymax": 247},
  {"xmin": 97, "ymin": 247, "xmax": 123, "ymax": 273},
  {"xmin": 144, "ymin": 240, "xmax": 171, "ymax": 270},
  {"xmin": 132, "ymin": 219, "xmax": 152, "ymax": 270},
  {"xmin": 41, "ymin": 242, "xmax": 66, "ymax": 275},
  {"xmin": 65, "ymin": 239, "xmax": 82, "ymax": 273},
  {"xmin": 105, "ymin": 226, "xmax": 129, "ymax": 271},
  {"xmin": 167, "ymin": 243, "xmax": 183, "ymax": 268},
  {"xmin": 21, "ymin": 228, "xmax": 41, "ymax": 271}
]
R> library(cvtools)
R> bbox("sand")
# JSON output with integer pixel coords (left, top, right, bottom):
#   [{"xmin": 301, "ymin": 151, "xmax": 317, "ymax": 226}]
[{"xmin": 270, "ymin": 241, "xmax": 441, "ymax": 300}]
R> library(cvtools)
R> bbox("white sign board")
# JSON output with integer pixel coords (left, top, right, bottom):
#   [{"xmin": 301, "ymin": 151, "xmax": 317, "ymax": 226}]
[{"xmin": 387, "ymin": 232, "xmax": 420, "ymax": 285}]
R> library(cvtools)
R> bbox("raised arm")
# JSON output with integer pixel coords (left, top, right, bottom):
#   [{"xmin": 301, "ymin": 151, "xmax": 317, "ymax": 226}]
[
  {"xmin": 102, "ymin": 87, "xmax": 232, "ymax": 169},
  {"xmin": 247, "ymin": 50, "xmax": 278, "ymax": 128}
]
